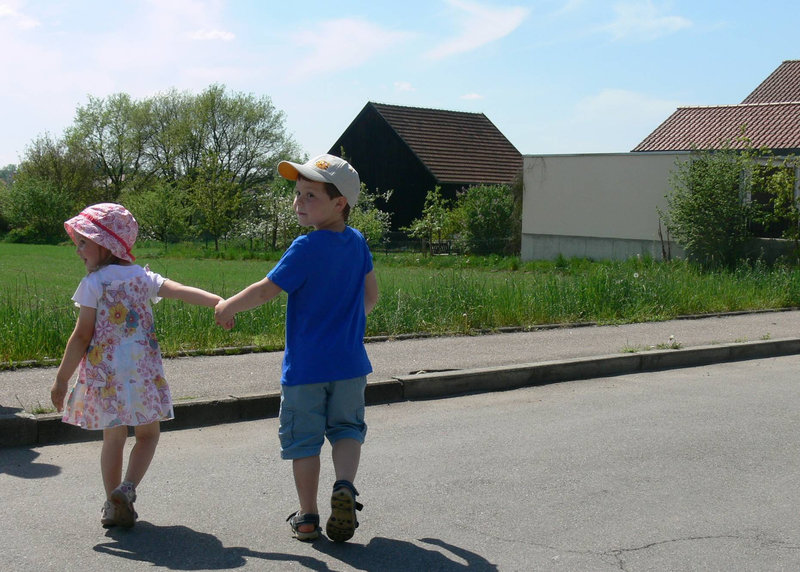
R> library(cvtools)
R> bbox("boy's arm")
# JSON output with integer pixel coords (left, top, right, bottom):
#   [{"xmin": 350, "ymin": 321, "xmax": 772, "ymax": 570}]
[
  {"xmin": 158, "ymin": 279, "xmax": 222, "ymax": 307},
  {"xmin": 364, "ymin": 270, "xmax": 378, "ymax": 315},
  {"xmin": 52, "ymin": 305, "xmax": 96, "ymax": 411},
  {"xmin": 215, "ymin": 276, "xmax": 283, "ymax": 328}
]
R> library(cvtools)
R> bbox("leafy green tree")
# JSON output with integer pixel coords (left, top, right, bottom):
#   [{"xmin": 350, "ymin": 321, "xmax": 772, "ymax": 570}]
[
  {"xmin": 750, "ymin": 155, "xmax": 800, "ymax": 254},
  {"xmin": 452, "ymin": 184, "xmax": 515, "ymax": 254},
  {"xmin": 4, "ymin": 176, "xmax": 73, "ymax": 243},
  {"xmin": 68, "ymin": 93, "xmax": 153, "ymax": 199},
  {"xmin": 185, "ymin": 156, "xmax": 241, "ymax": 250},
  {"xmin": 15, "ymin": 133, "xmax": 99, "ymax": 207},
  {"xmin": 233, "ymin": 177, "xmax": 299, "ymax": 251},
  {"xmin": 349, "ymin": 185, "xmax": 393, "ymax": 248},
  {"xmin": 402, "ymin": 186, "xmax": 457, "ymax": 255},
  {"xmin": 663, "ymin": 141, "xmax": 759, "ymax": 268},
  {"xmin": 121, "ymin": 183, "xmax": 190, "ymax": 250},
  {"xmin": 0, "ymin": 164, "xmax": 16, "ymax": 186}
]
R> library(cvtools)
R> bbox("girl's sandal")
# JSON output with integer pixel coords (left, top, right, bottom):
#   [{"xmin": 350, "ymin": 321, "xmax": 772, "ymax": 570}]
[
  {"xmin": 287, "ymin": 511, "xmax": 321, "ymax": 541},
  {"xmin": 326, "ymin": 480, "xmax": 363, "ymax": 543},
  {"xmin": 110, "ymin": 481, "xmax": 138, "ymax": 528}
]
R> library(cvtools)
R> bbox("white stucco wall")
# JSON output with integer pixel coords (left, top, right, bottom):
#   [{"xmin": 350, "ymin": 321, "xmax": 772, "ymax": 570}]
[{"xmin": 522, "ymin": 152, "xmax": 687, "ymax": 261}]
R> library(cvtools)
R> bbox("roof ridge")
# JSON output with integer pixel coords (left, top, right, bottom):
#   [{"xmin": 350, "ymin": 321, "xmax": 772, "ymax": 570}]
[
  {"xmin": 369, "ymin": 101, "xmax": 487, "ymax": 118},
  {"xmin": 676, "ymin": 101, "xmax": 800, "ymax": 110}
]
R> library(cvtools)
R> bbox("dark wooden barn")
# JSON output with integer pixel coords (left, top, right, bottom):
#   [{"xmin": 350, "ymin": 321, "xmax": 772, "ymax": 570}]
[{"xmin": 329, "ymin": 102, "xmax": 522, "ymax": 230}]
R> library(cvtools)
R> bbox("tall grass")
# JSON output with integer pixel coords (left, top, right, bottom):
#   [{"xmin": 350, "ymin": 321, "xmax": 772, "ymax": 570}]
[{"xmin": 2, "ymin": 242, "xmax": 800, "ymax": 366}]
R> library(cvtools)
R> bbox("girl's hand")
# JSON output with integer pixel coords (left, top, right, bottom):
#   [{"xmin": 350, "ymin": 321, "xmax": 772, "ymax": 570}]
[
  {"xmin": 214, "ymin": 300, "xmax": 235, "ymax": 330},
  {"xmin": 50, "ymin": 381, "xmax": 67, "ymax": 412}
]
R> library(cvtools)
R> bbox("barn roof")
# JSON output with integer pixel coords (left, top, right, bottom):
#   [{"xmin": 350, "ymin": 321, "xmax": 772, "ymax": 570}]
[
  {"xmin": 633, "ymin": 60, "xmax": 800, "ymax": 153},
  {"xmin": 368, "ymin": 102, "xmax": 522, "ymax": 184}
]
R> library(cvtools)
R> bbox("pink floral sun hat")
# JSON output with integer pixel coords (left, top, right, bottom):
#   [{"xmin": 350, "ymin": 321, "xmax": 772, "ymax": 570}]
[{"xmin": 64, "ymin": 203, "xmax": 138, "ymax": 262}]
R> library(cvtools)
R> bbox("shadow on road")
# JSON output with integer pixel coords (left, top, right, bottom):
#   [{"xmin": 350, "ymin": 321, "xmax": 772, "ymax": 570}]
[
  {"xmin": 315, "ymin": 536, "xmax": 499, "ymax": 571},
  {"xmin": 93, "ymin": 522, "xmax": 498, "ymax": 571},
  {"xmin": 0, "ymin": 447, "xmax": 61, "ymax": 479}
]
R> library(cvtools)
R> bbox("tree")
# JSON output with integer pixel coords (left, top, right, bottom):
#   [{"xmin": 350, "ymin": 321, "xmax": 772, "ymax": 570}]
[
  {"xmin": 68, "ymin": 93, "xmax": 153, "ymax": 199},
  {"xmin": 185, "ymin": 155, "xmax": 241, "ymax": 250},
  {"xmin": 4, "ymin": 176, "xmax": 73, "ymax": 243},
  {"xmin": 348, "ymin": 185, "xmax": 393, "ymax": 248},
  {"xmin": 234, "ymin": 177, "xmax": 300, "ymax": 251},
  {"xmin": 16, "ymin": 133, "xmax": 99, "ymax": 207},
  {"xmin": 452, "ymin": 184, "xmax": 515, "ymax": 254},
  {"xmin": 121, "ymin": 183, "xmax": 190, "ymax": 250},
  {"xmin": 402, "ymin": 186, "xmax": 457, "ymax": 255},
  {"xmin": 192, "ymin": 84, "xmax": 301, "ymax": 189},
  {"xmin": 751, "ymin": 154, "xmax": 800, "ymax": 255},
  {"xmin": 663, "ymin": 140, "xmax": 759, "ymax": 268},
  {"xmin": 0, "ymin": 164, "xmax": 16, "ymax": 187}
]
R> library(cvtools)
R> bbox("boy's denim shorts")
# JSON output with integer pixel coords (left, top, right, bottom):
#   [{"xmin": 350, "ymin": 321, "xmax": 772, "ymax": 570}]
[{"xmin": 278, "ymin": 376, "xmax": 367, "ymax": 460}]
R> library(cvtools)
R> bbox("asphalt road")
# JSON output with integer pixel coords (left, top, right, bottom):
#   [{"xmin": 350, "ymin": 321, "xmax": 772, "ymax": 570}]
[{"xmin": 3, "ymin": 355, "xmax": 800, "ymax": 571}]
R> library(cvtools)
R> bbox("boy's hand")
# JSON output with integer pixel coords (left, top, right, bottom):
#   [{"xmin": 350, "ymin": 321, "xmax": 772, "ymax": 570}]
[
  {"xmin": 214, "ymin": 299, "xmax": 235, "ymax": 330},
  {"xmin": 50, "ymin": 381, "xmax": 67, "ymax": 412}
]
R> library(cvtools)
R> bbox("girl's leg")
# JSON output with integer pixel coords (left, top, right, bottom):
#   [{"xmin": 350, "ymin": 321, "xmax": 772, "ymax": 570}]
[
  {"xmin": 101, "ymin": 425, "xmax": 128, "ymax": 497},
  {"xmin": 293, "ymin": 455, "xmax": 321, "ymax": 533},
  {"xmin": 123, "ymin": 421, "xmax": 160, "ymax": 487}
]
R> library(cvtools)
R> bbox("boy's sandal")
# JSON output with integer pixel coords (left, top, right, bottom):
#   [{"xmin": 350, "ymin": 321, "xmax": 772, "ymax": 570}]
[
  {"xmin": 326, "ymin": 480, "xmax": 363, "ymax": 543},
  {"xmin": 287, "ymin": 511, "xmax": 321, "ymax": 541}
]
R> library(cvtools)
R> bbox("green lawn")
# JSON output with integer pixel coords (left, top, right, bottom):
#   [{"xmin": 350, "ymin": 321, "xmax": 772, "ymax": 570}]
[{"xmin": 2, "ymin": 242, "xmax": 800, "ymax": 366}]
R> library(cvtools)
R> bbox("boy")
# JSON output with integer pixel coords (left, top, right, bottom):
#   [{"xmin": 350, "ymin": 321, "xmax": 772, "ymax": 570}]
[{"xmin": 215, "ymin": 154, "xmax": 378, "ymax": 542}]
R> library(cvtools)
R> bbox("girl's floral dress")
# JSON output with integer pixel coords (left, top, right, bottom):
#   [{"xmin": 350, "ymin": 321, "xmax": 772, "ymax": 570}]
[{"xmin": 62, "ymin": 265, "xmax": 173, "ymax": 429}]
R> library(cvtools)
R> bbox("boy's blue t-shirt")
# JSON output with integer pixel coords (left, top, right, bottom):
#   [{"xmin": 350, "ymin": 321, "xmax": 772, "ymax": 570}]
[{"xmin": 267, "ymin": 226, "xmax": 373, "ymax": 386}]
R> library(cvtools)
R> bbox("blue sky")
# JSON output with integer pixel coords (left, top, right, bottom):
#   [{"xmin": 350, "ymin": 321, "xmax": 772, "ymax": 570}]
[{"xmin": 1, "ymin": 1, "xmax": 798, "ymax": 167}]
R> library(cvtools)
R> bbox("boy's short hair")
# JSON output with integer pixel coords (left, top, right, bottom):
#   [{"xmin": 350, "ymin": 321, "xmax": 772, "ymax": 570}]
[{"xmin": 278, "ymin": 154, "xmax": 361, "ymax": 207}]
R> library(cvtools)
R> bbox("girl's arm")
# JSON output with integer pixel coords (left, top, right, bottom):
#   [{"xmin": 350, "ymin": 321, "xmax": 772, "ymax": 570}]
[
  {"xmin": 364, "ymin": 270, "xmax": 378, "ymax": 315},
  {"xmin": 51, "ymin": 306, "xmax": 96, "ymax": 411},
  {"xmin": 215, "ymin": 276, "xmax": 283, "ymax": 329},
  {"xmin": 158, "ymin": 279, "xmax": 222, "ymax": 307}
]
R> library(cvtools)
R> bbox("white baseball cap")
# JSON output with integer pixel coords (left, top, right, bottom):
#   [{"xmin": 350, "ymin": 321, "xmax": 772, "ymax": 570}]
[{"xmin": 278, "ymin": 154, "xmax": 361, "ymax": 207}]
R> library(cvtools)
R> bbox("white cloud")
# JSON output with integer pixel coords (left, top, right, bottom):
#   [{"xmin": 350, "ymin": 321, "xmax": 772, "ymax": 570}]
[
  {"xmin": 427, "ymin": 0, "xmax": 529, "ymax": 60},
  {"xmin": 288, "ymin": 18, "xmax": 410, "ymax": 80},
  {"xmin": 394, "ymin": 81, "xmax": 416, "ymax": 92},
  {"xmin": 188, "ymin": 28, "xmax": 235, "ymax": 41},
  {"xmin": 460, "ymin": 93, "xmax": 484, "ymax": 100},
  {"xmin": 0, "ymin": 2, "xmax": 40, "ymax": 30},
  {"xmin": 602, "ymin": 1, "xmax": 691, "ymax": 42}
]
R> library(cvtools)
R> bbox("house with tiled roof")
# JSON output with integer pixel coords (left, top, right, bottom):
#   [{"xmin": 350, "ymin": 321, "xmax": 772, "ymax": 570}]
[
  {"xmin": 634, "ymin": 60, "xmax": 800, "ymax": 154},
  {"xmin": 329, "ymin": 102, "xmax": 522, "ymax": 229},
  {"xmin": 521, "ymin": 60, "xmax": 800, "ymax": 262}
]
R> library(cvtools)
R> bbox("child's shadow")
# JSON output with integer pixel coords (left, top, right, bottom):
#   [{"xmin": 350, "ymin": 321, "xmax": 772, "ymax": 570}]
[
  {"xmin": 316, "ymin": 536, "xmax": 499, "ymax": 571},
  {"xmin": 94, "ymin": 522, "xmax": 330, "ymax": 570},
  {"xmin": 0, "ymin": 447, "xmax": 61, "ymax": 479},
  {"xmin": 94, "ymin": 523, "xmax": 497, "ymax": 571}
]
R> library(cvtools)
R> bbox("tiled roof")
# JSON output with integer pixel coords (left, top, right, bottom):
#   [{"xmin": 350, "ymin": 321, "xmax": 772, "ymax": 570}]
[
  {"xmin": 370, "ymin": 102, "xmax": 522, "ymax": 184},
  {"xmin": 634, "ymin": 60, "xmax": 800, "ymax": 153},
  {"xmin": 742, "ymin": 60, "xmax": 800, "ymax": 104},
  {"xmin": 632, "ymin": 102, "xmax": 800, "ymax": 152}
]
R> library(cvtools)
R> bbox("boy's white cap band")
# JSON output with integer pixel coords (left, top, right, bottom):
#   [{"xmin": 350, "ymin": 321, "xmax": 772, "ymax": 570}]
[{"xmin": 278, "ymin": 154, "xmax": 361, "ymax": 207}]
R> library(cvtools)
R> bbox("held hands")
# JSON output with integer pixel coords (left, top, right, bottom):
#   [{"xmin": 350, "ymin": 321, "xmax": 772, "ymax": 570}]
[{"xmin": 214, "ymin": 299, "xmax": 235, "ymax": 330}]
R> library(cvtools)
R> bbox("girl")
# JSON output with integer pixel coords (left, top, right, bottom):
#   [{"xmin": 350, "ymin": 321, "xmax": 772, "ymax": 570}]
[{"xmin": 51, "ymin": 203, "xmax": 223, "ymax": 528}]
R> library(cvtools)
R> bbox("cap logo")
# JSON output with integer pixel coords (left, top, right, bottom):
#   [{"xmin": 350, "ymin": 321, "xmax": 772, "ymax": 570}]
[{"xmin": 315, "ymin": 159, "xmax": 330, "ymax": 170}]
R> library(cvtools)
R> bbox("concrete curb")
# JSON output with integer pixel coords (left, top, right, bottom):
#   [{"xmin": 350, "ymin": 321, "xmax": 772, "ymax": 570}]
[{"xmin": 3, "ymin": 337, "xmax": 800, "ymax": 448}]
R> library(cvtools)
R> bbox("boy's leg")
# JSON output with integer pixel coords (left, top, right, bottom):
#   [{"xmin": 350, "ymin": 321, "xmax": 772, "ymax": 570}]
[
  {"xmin": 280, "ymin": 384, "xmax": 327, "ymax": 536},
  {"xmin": 292, "ymin": 455, "xmax": 321, "ymax": 533},
  {"xmin": 325, "ymin": 377, "xmax": 367, "ymax": 542},
  {"xmin": 332, "ymin": 438, "xmax": 361, "ymax": 483},
  {"xmin": 101, "ymin": 425, "xmax": 128, "ymax": 497}
]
